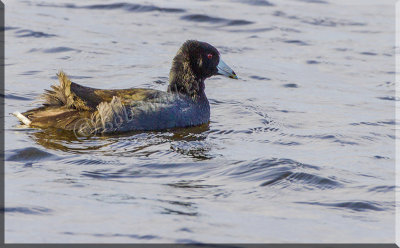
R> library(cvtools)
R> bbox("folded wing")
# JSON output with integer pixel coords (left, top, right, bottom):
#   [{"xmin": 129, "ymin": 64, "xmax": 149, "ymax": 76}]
[{"xmin": 21, "ymin": 71, "xmax": 163, "ymax": 130}]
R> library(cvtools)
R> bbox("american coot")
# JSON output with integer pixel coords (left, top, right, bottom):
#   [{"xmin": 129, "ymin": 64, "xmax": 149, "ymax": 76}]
[{"xmin": 13, "ymin": 40, "xmax": 237, "ymax": 134}]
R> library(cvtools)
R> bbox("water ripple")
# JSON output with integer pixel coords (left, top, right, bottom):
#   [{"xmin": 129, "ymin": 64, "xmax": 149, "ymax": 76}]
[
  {"xmin": 15, "ymin": 29, "xmax": 57, "ymax": 38},
  {"xmin": 7, "ymin": 147, "xmax": 59, "ymax": 162},
  {"xmin": 225, "ymin": 158, "xmax": 319, "ymax": 176},
  {"xmin": 234, "ymin": 0, "xmax": 275, "ymax": 6},
  {"xmin": 38, "ymin": 2, "xmax": 185, "ymax": 13},
  {"xmin": 283, "ymin": 39, "xmax": 309, "ymax": 46},
  {"xmin": 2, "ymin": 206, "xmax": 53, "ymax": 215},
  {"xmin": 43, "ymin": 47, "xmax": 80, "ymax": 53},
  {"xmin": 249, "ymin": 75, "xmax": 271, "ymax": 81},
  {"xmin": 260, "ymin": 171, "xmax": 341, "ymax": 189},
  {"xmin": 181, "ymin": 14, "xmax": 253, "ymax": 26},
  {"xmin": 65, "ymin": 158, "xmax": 119, "ymax": 165},
  {"xmin": 360, "ymin": 52, "xmax": 378, "ymax": 56},
  {"xmin": 377, "ymin": 96, "xmax": 399, "ymax": 101},
  {"xmin": 62, "ymin": 231, "xmax": 159, "ymax": 240},
  {"xmin": 368, "ymin": 186, "xmax": 396, "ymax": 193},
  {"xmin": 170, "ymin": 140, "xmax": 214, "ymax": 160},
  {"xmin": 282, "ymin": 83, "xmax": 298, "ymax": 88},
  {"xmin": 306, "ymin": 60, "xmax": 320, "ymax": 64},
  {"xmin": 226, "ymin": 27, "xmax": 274, "ymax": 33},
  {"xmin": 3, "ymin": 26, "xmax": 19, "ymax": 31},
  {"xmin": 81, "ymin": 162, "xmax": 212, "ymax": 179},
  {"xmin": 166, "ymin": 180, "xmax": 219, "ymax": 189},
  {"xmin": 273, "ymin": 11, "xmax": 366, "ymax": 27},
  {"xmin": 161, "ymin": 208, "xmax": 198, "ymax": 216},
  {"xmin": 296, "ymin": 201, "xmax": 386, "ymax": 212},
  {"xmin": 0, "ymin": 93, "xmax": 32, "ymax": 101},
  {"xmin": 28, "ymin": 46, "xmax": 80, "ymax": 53}
]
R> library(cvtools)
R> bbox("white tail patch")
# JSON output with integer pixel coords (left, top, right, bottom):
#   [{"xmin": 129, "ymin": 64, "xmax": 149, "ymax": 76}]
[{"xmin": 13, "ymin": 111, "xmax": 32, "ymax": 126}]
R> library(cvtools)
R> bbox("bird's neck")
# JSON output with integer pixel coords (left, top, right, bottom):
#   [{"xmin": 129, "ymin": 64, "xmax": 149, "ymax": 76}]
[{"xmin": 167, "ymin": 54, "xmax": 206, "ymax": 101}]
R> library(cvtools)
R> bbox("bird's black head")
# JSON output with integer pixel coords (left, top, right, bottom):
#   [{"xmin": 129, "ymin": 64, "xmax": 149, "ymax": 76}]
[
  {"xmin": 168, "ymin": 40, "xmax": 237, "ymax": 99},
  {"xmin": 185, "ymin": 40, "xmax": 220, "ymax": 79}
]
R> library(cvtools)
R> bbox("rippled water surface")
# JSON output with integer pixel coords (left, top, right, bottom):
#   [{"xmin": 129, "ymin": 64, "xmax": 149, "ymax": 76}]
[{"xmin": 4, "ymin": 0, "xmax": 396, "ymax": 243}]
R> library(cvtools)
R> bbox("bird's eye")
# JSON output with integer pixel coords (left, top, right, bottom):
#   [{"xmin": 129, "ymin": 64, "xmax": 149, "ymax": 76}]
[{"xmin": 207, "ymin": 53, "xmax": 213, "ymax": 59}]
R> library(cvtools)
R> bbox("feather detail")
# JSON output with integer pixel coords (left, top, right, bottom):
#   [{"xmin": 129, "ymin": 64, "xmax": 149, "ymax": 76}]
[
  {"xmin": 41, "ymin": 71, "xmax": 90, "ymax": 111},
  {"xmin": 92, "ymin": 96, "xmax": 130, "ymax": 133}
]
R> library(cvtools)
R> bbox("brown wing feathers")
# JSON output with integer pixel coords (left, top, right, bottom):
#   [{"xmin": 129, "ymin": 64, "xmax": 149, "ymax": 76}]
[
  {"xmin": 16, "ymin": 71, "xmax": 162, "ymax": 130},
  {"xmin": 42, "ymin": 71, "xmax": 91, "ymax": 111}
]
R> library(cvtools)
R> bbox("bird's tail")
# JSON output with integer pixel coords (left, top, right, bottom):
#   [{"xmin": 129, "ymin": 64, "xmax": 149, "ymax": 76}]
[{"xmin": 12, "ymin": 111, "xmax": 32, "ymax": 126}]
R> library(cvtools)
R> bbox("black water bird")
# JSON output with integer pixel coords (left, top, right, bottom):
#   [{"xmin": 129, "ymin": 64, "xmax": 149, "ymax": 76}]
[{"xmin": 13, "ymin": 40, "xmax": 237, "ymax": 134}]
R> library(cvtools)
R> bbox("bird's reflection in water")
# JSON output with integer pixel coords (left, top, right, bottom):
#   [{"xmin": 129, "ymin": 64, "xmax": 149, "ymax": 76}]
[{"xmin": 28, "ymin": 123, "xmax": 212, "ymax": 160}]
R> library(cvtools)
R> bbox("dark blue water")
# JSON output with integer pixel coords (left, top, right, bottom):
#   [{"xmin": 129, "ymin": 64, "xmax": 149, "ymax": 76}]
[{"xmin": 4, "ymin": 0, "xmax": 396, "ymax": 243}]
